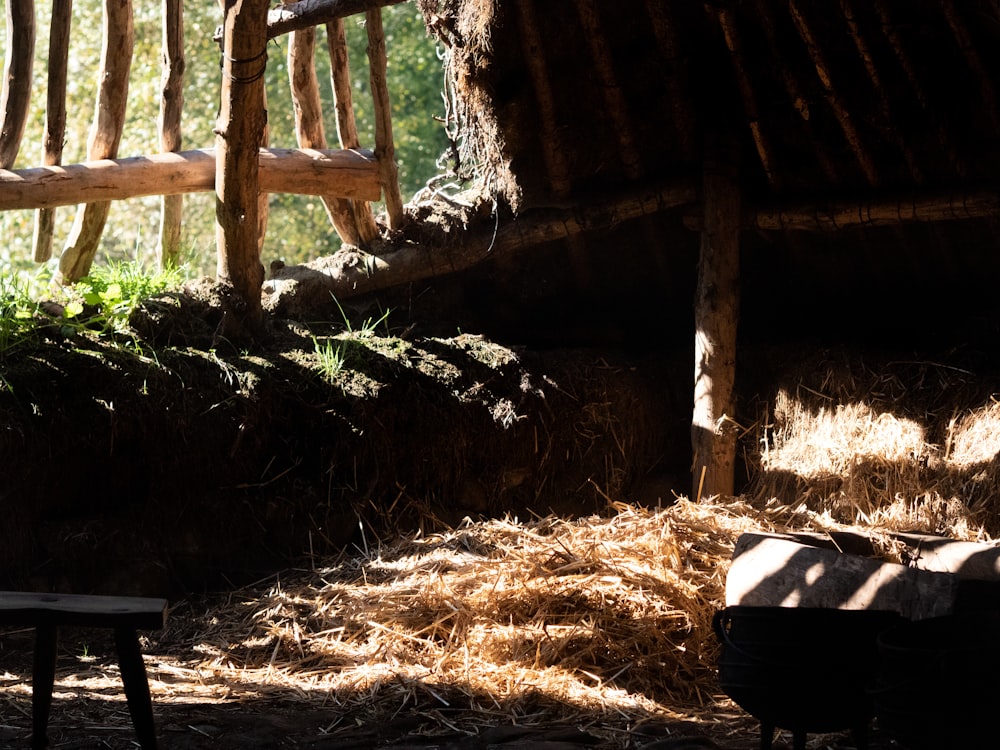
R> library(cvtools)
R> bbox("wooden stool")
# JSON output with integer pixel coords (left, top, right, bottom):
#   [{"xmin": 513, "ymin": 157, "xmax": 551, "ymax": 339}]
[{"xmin": 0, "ymin": 592, "xmax": 168, "ymax": 749}]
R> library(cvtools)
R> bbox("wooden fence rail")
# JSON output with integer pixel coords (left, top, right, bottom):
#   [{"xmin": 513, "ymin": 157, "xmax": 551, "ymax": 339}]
[
  {"xmin": 0, "ymin": 148, "xmax": 380, "ymax": 210},
  {"xmin": 0, "ymin": 0, "xmax": 403, "ymax": 295}
]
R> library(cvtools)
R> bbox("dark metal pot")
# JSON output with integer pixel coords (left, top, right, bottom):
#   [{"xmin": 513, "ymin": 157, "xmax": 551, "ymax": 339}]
[
  {"xmin": 872, "ymin": 613, "xmax": 1000, "ymax": 749},
  {"xmin": 714, "ymin": 606, "xmax": 903, "ymax": 750}
]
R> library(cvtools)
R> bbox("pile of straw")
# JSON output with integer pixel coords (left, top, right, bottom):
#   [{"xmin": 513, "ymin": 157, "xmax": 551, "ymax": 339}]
[
  {"xmin": 746, "ymin": 352, "xmax": 1000, "ymax": 539},
  {"xmin": 155, "ymin": 500, "xmax": 780, "ymax": 744}
]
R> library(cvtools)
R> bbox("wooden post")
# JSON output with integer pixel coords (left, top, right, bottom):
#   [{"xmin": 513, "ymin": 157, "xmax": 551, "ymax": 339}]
[
  {"xmin": 365, "ymin": 7, "xmax": 404, "ymax": 230},
  {"xmin": 58, "ymin": 0, "xmax": 133, "ymax": 283},
  {"xmin": 288, "ymin": 26, "xmax": 362, "ymax": 246},
  {"xmin": 692, "ymin": 138, "xmax": 740, "ymax": 500},
  {"xmin": 215, "ymin": 0, "xmax": 269, "ymax": 331},
  {"xmin": 32, "ymin": 0, "xmax": 71, "ymax": 263},
  {"xmin": 0, "ymin": 0, "xmax": 35, "ymax": 169},
  {"xmin": 327, "ymin": 17, "xmax": 379, "ymax": 245},
  {"xmin": 157, "ymin": 0, "xmax": 184, "ymax": 269}
]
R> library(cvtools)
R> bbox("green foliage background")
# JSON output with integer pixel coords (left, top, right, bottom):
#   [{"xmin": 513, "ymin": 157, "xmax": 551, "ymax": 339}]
[{"xmin": 1, "ymin": 0, "xmax": 449, "ymax": 277}]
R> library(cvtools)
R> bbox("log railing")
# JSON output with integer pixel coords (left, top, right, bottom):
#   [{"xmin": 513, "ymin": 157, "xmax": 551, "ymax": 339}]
[{"xmin": 0, "ymin": 0, "xmax": 405, "ymax": 293}]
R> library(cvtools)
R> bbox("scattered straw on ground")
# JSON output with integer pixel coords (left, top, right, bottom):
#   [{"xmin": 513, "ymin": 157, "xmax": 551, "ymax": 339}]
[
  {"xmin": 3, "ymin": 493, "xmax": 993, "ymax": 747},
  {"xmin": 154, "ymin": 502, "xmax": 763, "ymax": 735}
]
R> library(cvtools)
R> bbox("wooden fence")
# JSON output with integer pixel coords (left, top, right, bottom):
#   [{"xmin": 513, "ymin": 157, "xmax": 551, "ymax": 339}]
[{"xmin": 0, "ymin": 0, "xmax": 407, "ymax": 293}]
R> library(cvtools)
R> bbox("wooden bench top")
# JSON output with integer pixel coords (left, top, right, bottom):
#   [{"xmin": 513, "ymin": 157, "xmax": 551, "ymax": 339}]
[{"xmin": 0, "ymin": 592, "xmax": 168, "ymax": 630}]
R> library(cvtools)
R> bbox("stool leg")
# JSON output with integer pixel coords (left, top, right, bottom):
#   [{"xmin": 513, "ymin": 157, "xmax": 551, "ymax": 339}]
[
  {"xmin": 31, "ymin": 624, "xmax": 57, "ymax": 750},
  {"xmin": 113, "ymin": 628, "xmax": 157, "ymax": 750}
]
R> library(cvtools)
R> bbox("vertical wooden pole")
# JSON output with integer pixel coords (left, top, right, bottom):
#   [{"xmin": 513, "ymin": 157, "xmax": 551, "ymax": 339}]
[
  {"xmin": 59, "ymin": 0, "xmax": 133, "ymax": 283},
  {"xmin": 365, "ymin": 7, "xmax": 404, "ymax": 230},
  {"xmin": 32, "ymin": 0, "xmax": 71, "ymax": 263},
  {"xmin": 326, "ymin": 17, "xmax": 379, "ymax": 245},
  {"xmin": 692, "ymin": 138, "xmax": 741, "ymax": 500},
  {"xmin": 288, "ymin": 27, "xmax": 361, "ymax": 246},
  {"xmin": 215, "ymin": 0, "xmax": 268, "ymax": 330},
  {"xmin": 157, "ymin": 0, "xmax": 184, "ymax": 269},
  {"xmin": 0, "ymin": 0, "xmax": 34, "ymax": 169}
]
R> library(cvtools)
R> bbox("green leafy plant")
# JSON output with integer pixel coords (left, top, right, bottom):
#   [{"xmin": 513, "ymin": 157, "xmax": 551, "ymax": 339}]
[
  {"xmin": 0, "ymin": 272, "xmax": 43, "ymax": 355},
  {"xmin": 62, "ymin": 260, "xmax": 183, "ymax": 336}
]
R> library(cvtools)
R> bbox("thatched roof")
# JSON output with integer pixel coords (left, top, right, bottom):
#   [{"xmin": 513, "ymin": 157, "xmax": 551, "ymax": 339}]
[
  {"xmin": 421, "ymin": 0, "xmax": 1000, "ymax": 209},
  {"xmin": 412, "ymin": 0, "xmax": 1000, "ymax": 346}
]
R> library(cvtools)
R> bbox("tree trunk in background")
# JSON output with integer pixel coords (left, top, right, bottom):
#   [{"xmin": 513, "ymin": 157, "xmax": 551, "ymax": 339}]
[
  {"xmin": 692, "ymin": 141, "xmax": 740, "ymax": 500},
  {"xmin": 215, "ymin": 0, "xmax": 269, "ymax": 333}
]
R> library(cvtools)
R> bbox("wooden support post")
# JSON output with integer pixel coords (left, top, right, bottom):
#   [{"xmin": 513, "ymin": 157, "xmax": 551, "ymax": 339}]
[
  {"xmin": 288, "ymin": 26, "xmax": 362, "ymax": 246},
  {"xmin": 32, "ymin": 0, "xmax": 71, "ymax": 263},
  {"xmin": 157, "ymin": 0, "xmax": 184, "ymax": 269},
  {"xmin": 327, "ymin": 18, "xmax": 379, "ymax": 245},
  {"xmin": 216, "ymin": 0, "xmax": 270, "ymax": 332},
  {"xmin": 365, "ymin": 7, "xmax": 404, "ymax": 230},
  {"xmin": 692, "ymin": 139, "xmax": 740, "ymax": 501},
  {"xmin": 58, "ymin": 0, "xmax": 133, "ymax": 283},
  {"xmin": 0, "ymin": 0, "xmax": 35, "ymax": 169}
]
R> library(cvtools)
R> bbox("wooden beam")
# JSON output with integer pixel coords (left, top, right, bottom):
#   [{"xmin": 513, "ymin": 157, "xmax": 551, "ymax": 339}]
[
  {"xmin": 692, "ymin": 141, "xmax": 740, "ymax": 501},
  {"xmin": 0, "ymin": 0, "xmax": 35, "ymax": 169},
  {"xmin": 264, "ymin": 181, "xmax": 697, "ymax": 312},
  {"xmin": 32, "ymin": 0, "xmax": 71, "ymax": 263},
  {"xmin": 0, "ymin": 148, "xmax": 379, "ymax": 210},
  {"xmin": 267, "ymin": 0, "xmax": 405, "ymax": 39},
  {"xmin": 59, "ymin": 0, "xmax": 133, "ymax": 283},
  {"xmin": 749, "ymin": 190, "xmax": 1000, "ymax": 232}
]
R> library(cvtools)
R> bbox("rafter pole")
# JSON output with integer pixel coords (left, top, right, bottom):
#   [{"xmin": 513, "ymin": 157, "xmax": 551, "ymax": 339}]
[
  {"xmin": 714, "ymin": 4, "xmax": 778, "ymax": 190},
  {"xmin": 940, "ymin": 3, "xmax": 1000, "ymax": 134},
  {"xmin": 874, "ymin": 0, "xmax": 966, "ymax": 179},
  {"xmin": 840, "ymin": 0, "xmax": 923, "ymax": 184},
  {"xmin": 789, "ymin": 0, "xmax": 878, "ymax": 186},
  {"xmin": 754, "ymin": 0, "xmax": 838, "ymax": 185},
  {"xmin": 574, "ymin": 0, "xmax": 642, "ymax": 180},
  {"xmin": 644, "ymin": 0, "xmax": 696, "ymax": 162}
]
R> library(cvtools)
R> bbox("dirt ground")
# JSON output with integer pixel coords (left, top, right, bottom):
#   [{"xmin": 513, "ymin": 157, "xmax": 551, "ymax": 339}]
[{"xmin": 0, "ymin": 599, "xmax": 891, "ymax": 750}]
